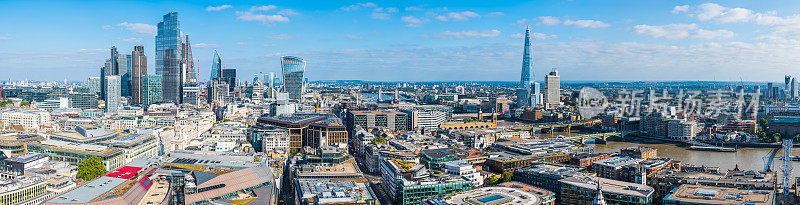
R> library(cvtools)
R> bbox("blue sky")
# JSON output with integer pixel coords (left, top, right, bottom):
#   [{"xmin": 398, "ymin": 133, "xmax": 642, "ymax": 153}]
[{"xmin": 2, "ymin": 0, "xmax": 800, "ymax": 82}]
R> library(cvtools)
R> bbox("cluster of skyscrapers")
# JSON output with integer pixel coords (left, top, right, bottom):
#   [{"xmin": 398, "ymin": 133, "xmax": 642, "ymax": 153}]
[
  {"xmin": 516, "ymin": 26, "xmax": 560, "ymax": 109},
  {"xmin": 93, "ymin": 12, "xmax": 310, "ymax": 113}
]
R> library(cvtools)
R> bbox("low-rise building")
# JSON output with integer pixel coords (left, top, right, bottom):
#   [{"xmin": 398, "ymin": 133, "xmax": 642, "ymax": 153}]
[
  {"xmin": 443, "ymin": 160, "xmax": 482, "ymax": 187},
  {"xmin": 569, "ymin": 153, "xmax": 614, "ymax": 167},
  {"xmin": 0, "ymin": 176, "xmax": 49, "ymax": 205},
  {"xmin": 380, "ymin": 159, "xmax": 472, "ymax": 205},
  {"xmin": 27, "ymin": 140, "xmax": 124, "ymax": 171},
  {"xmin": 560, "ymin": 175, "xmax": 654, "ymax": 205},
  {"xmin": 663, "ymin": 184, "xmax": 773, "ymax": 205},
  {"xmin": 295, "ymin": 179, "xmax": 378, "ymax": 205},
  {"xmin": 620, "ymin": 147, "xmax": 657, "ymax": 159}
]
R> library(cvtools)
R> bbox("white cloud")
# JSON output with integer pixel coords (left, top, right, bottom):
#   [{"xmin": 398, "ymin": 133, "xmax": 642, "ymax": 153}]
[
  {"xmin": 278, "ymin": 9, "xmax": 299, "ymax": 16},
  {"xmin": 401, "ymin": 16, "xmax": 429, "ymax": 27},
  {"xmin": 193, "ymin": 43, "xmax": 217, "ymax": 48},
  {"xmin": 372, "ymin": 12, "xmax": 390, "ymax": 20},
  {"xmin": 672, "ymin": 5, "xmax": 689, "ymax": 14},
  {"xmin": 341, "ymin": 2, "xmax": 377, "ymax": 11},
  {"xmin": 488, "ymin": 12, "xmax": 505, "ymax": 16},
  {"xmin": 102, "ymin": 25, "xmax": 113, "ymax": 30},
  {"xmin": 527, "ymin": 16, "xmax": 608, "ymax": 28},
  {"xmin": 405, "ymin": 6, "xmax": 424, "ymax": 11},
  {"xmin": 371, "ymin": 8, "xmax": 397, "ymax": 20},
  {"xmin": 116, "ymin": 22, "xmax": 157, "ymax": 35},
  {"xmin": 0, "ymin": 36, "xmax": 10, "ymax": 40},
  {"xmin": 536, "ymin": 16, "xmax": 562, "ymax": 25},
  {"xmin": 432, "ymin": 30, "xmax": 501, "ymax": 39},
  {"xmin": 511, "ymin": 33, "xmax": 558, "ymax": 40},
  {"xmin": 206, "ymin": 5, "xmax": 232, "ymax": 11},
  {"xmin": 683, "ymin": 3, "xmax": 800, "ymax": 38},
  {"xmin": 122, "ymin": 37, "xmax": 142, "ymax": 43},
  {"xmin": 237, "ymin": 42, "xmax": 247, "ymax": 45},
  {"xmin": 346, "ymin": 35, "xmax": 363, "ymax": 40},
  {"xmin": 268, "ymin": 34, "xmax": 296, "ymax": 40},
  {"xmin": 694, "ymin": 29, "xmax": 735, "ymax": 39},
  {"xmin": 632, "ymin": 23, "xmax": 733, "ymax": 40},
  {"xmin": 563, "ymin": 19, "xmax": 610, "ymax": 28},
  {"xmin": 695, "ymin": 3, "xmax": 756, "ymax": 23},
  {"xmin": 236, "ymin": 11, "xmax": 289, "ymax": 23},
  {"xmin": 250, "ymin": 5, "xmax": 277, "ymax": 12},
  {"xmin": 436, "ymin": 11, "xmax": 480, "ymax": 21}
]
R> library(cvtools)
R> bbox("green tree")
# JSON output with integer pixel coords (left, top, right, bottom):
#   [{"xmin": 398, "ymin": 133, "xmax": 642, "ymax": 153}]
[
  {"xmin": 77, "ymin": 156, "xmax": 107, "ymax": 181},
  {"xmin": 500, "ymin": 172, "xmax": 513, "ymax": 183},
  {"xmin": 487, "ymin": 175, "xmax": 501, "ymax": 185},
  {"xmin": 371, "ymin": 136, "xmax": 386, "ymax": 144},
  {"xmin": 773, "ymin": 133, "xmax": 782, "ymax": 142},
  {"xmin": 19, "ymin": 101, "xmax": 30, "ymax": 107}
]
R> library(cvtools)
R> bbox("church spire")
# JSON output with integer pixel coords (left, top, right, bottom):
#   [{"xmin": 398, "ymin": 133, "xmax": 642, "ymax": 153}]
[{"xmin": 593, "ymin": 178, "xmax": 607, "ymax": 205}]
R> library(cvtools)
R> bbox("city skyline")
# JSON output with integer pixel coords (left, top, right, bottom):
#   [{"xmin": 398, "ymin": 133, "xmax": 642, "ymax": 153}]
[{"xmin": 5, "ymin": 1, "xmax": 800, "ymax": 82}]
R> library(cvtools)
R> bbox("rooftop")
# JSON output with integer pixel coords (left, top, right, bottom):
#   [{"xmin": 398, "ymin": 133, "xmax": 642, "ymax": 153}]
[
  {"xmin": 296, "ymin": 179, "xmax": 376, "ymax": 204},
  {"xmin": 5, "ymin": 153, "xmax": 48, "ymax": 164},
  {"xmin": 664, "ymin": 184, "xmax": 773, "ymax": 205},
  {"xmin": 594, "ymin": 156, "xmax": 644, "ymax": 168},
  {"xmin": 447, "ymin": 186, "xmax": 539, "ymax": 205},
  {"xmin": 560, "ymin": 176, "xmax": 654, "ymax": 198}
]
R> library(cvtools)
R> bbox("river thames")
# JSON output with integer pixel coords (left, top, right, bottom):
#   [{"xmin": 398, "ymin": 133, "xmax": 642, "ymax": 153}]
[{"xmin": 590, "ymin": 137, "xmax": 800, "ymax": 179}]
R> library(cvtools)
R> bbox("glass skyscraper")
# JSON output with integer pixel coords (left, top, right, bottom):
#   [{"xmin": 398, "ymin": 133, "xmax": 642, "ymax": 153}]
[
  {"xmin": 156, "ymin": 12, "xmax": 182, "ymax": 104},
  {"xmin": 142, "ymin": 75, "xmax": 162, "ymax": 109},
  {"xmin": 520, "ymin": 26, "xmax": 532, "ymax": 89},
  {"xmin": 517, "ymin": 26, "xmax": 534, "ymax": 107},
  {"xmin": 281, "ymin": 56, "xmax": 306, "ymax": 100},
  {"xmin": 222, "ymin": 68, "xmax": 236, "ymax": 92},
  {"xmin": 211, "ymin": 50, "xmax": 222, "ymax": 82},
  {"xmin": 104, "ymin": 75, "xmax": 121, "ymax": 113}
]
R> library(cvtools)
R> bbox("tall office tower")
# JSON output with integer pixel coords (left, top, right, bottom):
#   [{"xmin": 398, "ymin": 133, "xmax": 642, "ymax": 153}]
[
  {"xmin": 142, "ymin": 75, "xmax": 162, "ymax": 109},
  {"xmin": 766, "ymin": 83, "xmax": 774, "ymax": 99},
  {"xmin": 104, "ymin": 75, "xmax": 121, "ymax": 113},
  {"xmin": 101, "ymin": 46, "xmax": 120, "ymax": 100},
  {"xmin": 222, "ymin": 68, "xmax": 236, "ymax": 92},
  {"xmin": 531, "ymin": 82, "xmax": 542, "ymax": 106},
  {"xmin": 520, "ymin": 26, "xmax": 533, "ymax": 89},
  {"xmin": 268, "ymin": 72, "xmax": 275, "ymax": 98},
  {"xmin": 119, "ymin": 53, "xmax": 130, "ymax": 97},
  {"xmin": 180, "ymin": 35, "xmax": 199, "ymax": 105},
  {"xmin": 281, "ymin": 56, "xmax": 306, "ymax": 100},
  {"xmin": 516, "ymin": 26, "xmax": 533, "ymax": 107},
  {"xmin": 544, "ymin": 69, "xmax": 561, "ymax": 106},
  {"xmin": 88, "ymin": 77, "xmax": 101, "ymax": 94},
  {"xmin": 130, "ymin": 46, "xmax": 147, "ymax": 105},
  {"xmin": 156, "ymin": 12, "xmax": 182, "ymax": 104},
  {"xmin": 211, "ymin": 50, "xmax": 222, "ymax": 82},
  {"xmin": 786, "ymin": 75, "xmax": 792, "ymax": 90},
  {"xmin": 789, "ymin": 77, "xmax": 798, "ymax": 99}
]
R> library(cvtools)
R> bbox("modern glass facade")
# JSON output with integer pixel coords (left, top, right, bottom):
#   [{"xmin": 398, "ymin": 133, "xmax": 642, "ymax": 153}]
[
  {"xmin": 104, "ymin": 75, "xmax": 121, "ymax": 113},
  {"xmin": 281, "ymin": 56, "xmax": 306, "ymax": 100},
  {"xmin": 142, "ymin": 75, "xmax": 163, "ymax": 109},
  {"xmin": 520, "ymin": 26, "xmax": 532, "ymax": 89},
  {"xmin": 211, "ymin": 50, "xmax": 222, "ymax": 82},
  {"xmin": 222, "ymin": 68, "xmax": 236, "ymax": 92},
  {"xmin": 156, "ymin": 12, "xmax": 182, "ymax": 104}
]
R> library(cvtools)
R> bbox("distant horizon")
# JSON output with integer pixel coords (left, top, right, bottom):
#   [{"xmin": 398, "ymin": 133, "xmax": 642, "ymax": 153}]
[
  {"xmin": 4, "ymin": 0, "xmax": 800, "ymax": 82},
  {"xmin": 0, "ymin": 79, "xmax": 783, "ymax": 85}
]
